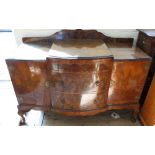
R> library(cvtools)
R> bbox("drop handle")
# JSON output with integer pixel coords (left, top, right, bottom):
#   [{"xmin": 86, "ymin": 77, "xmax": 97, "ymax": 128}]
[
  {"xmin": 95, "ymin": 81, "xmax": 104, "ymax": 87},
  {"xmin": 95, "ymin": 81, "xmax": 100, "ymax": 86}
]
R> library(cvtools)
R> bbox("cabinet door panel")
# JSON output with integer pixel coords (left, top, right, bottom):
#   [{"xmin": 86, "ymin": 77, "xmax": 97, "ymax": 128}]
[
  {"xmin": 6, "ymin": 60, "xmax": 50, "ymax": 107},
  {"xmin": 107, "ymin": 60, "xmax": 151, "ymax": 105}
]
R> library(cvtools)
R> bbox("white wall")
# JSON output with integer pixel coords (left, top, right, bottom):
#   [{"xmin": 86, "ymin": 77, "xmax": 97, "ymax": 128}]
[{"xmin": 13, "ymin": 29, "xmax": 139, "ymax": 47}]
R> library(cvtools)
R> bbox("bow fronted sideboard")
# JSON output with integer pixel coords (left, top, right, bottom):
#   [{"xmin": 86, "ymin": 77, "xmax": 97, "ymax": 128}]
[{"xmin": 6, "ymin": 30, "xmax": 152, "ymax": 124}]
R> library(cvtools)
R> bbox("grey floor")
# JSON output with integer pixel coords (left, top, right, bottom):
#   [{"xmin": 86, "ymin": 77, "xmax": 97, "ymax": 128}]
[{"xmin": 42, "ymin": 110, "xmax": 141, "ymax": 126}]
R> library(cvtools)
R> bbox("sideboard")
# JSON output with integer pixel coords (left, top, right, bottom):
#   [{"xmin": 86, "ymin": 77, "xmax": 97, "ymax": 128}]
[{"xmin": 6, "ymin": 30, "xmax": 152, "ymax": 125}]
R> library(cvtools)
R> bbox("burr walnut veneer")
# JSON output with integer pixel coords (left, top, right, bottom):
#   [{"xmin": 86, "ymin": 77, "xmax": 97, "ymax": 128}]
[{"xmin": 6, "ymin": 30, "xmax": 151, "ymax": 124}]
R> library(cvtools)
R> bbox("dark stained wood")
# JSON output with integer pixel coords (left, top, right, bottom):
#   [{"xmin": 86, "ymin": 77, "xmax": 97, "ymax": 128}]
[
  {"xmin": 137, "ymin": 29, "xmax": 155, "ymax": 105},
  {"xmin": 22, "ymin": 29, "xmax": 134, "ymax": 48},
  {"xmin": 140, "ymin": 74, "xmax": 155, "ymax": 125}
]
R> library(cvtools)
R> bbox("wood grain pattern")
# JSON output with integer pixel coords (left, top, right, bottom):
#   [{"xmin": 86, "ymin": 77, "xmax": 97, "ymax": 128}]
[
  {"xmin": 47, "ymin": 57, "xmax": 113, "ymax": 112},
  {"xmin": 23, "ymin": 29, "xmax": 134, "ymax": 48},
  {"xmin": 6, "ymin": 60, "xmax": 51, "ymax": 121},
  {"xmin": 140, "ymin": 74, "xmax": 155, "ymax": 125},
  {"xmin": 6, "ymin": 30, "xmax": 153, "ymax": 125},
  {"xmin": 107, "ymin": 60, "xmax": 151, "ymax": 105},
  {"xmin": 48, "ymin": 58, "xmax": 113, "ymax": 73}
]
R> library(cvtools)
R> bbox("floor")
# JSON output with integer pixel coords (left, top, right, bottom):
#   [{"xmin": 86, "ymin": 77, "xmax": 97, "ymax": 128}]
[
  {"xmin": 43, "ymin": 110, "xmax": 141, "ymax": 126},
  {"xmin": 0, "ymin": 32, "xmax": 141, "ymax": 126}
]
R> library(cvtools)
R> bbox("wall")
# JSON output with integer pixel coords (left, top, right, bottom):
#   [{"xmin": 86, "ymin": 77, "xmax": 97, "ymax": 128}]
[{"xmin": 13, "ymin": 29, "xmax": 139, "ymax": 47}]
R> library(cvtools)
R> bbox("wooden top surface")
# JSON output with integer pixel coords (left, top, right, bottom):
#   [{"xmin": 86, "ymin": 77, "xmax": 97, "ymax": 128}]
[
  {"xmin": 138, "ymin": 29, "xmax": 155, "ymax": 37},
  {"xmin": 6, "ymin": 39, "xmax": 151, "ymax": 61},
  {"xmin": 50, "ymin": 39, "xmax": 112, "ymax": 59},
  {"xmin": 110, "ymin": 47, "xmax": 151, "ymax": 60}
]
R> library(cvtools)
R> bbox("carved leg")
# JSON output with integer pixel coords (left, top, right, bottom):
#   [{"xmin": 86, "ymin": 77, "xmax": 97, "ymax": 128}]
[
  {"xmin": 18, "ymin": 105, "xmax": 34, "ymax": 126},
  {"xmin": 130, "ymin": 110, "xmax": 139, "ymax": 123},
  {"xmin": 18, "ymin": 111, "xmax": 26, "ymax": 126}
]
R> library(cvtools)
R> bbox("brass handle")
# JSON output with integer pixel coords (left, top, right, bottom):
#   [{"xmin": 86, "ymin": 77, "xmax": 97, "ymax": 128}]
[
  {"xmin": 95, "ymin": 81, "xmax": 104, "ymax": 87},
  {"xmin": 110, "ymin": 80, "xmax": 115, "ymax": 87},
  {"xmin": 45, "ymin": 81, "xmax": 50, "ymax": 88},
  {"xmin": 95, "ymin": 81, "xmax": 100, "ymax": 86}
]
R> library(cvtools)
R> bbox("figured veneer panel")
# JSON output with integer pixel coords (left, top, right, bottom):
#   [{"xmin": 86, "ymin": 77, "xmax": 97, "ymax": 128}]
[
  {"xmin": 6, "ymin": 60, "xmax": 50, "ymax": 107},
  {"xmin": 49, "ymin": 71, "xmax": 111, "ymax": 94},
  {"xmin": 47, "ymin": 57, "xmax": 113, "ymax": 73},
  {"xmin": 107, "ymin": 60, "xmax": 151, "ymax": 105},
  {"xmin": 47, "ymin": 57, "xmax": 113, "ymax": 111}
]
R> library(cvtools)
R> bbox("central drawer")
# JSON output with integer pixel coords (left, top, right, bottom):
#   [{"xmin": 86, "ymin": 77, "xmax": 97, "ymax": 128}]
[
  {"xmin": 47, "ymin": 58, "xmax": 113, "ymax": 73},
  {"xmin": 51, "ymin": 91, "xmax": 107, "ymax": 110},
  {"xmin": 50, "ymin": 71, "xmax": 111, "ymax": 93}
]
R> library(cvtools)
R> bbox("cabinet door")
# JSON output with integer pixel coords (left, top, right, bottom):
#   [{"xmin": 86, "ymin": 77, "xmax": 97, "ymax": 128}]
[
  {"xmin": 6, "ymin": 60, "xmax": 50, "ymax": 110},
  {"xmin": 107, "ymin": 60, "xmax": 151, "ymax": 105}
]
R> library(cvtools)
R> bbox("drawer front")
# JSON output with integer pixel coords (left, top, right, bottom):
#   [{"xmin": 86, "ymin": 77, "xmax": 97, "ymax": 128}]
[
  {"xmin": 47, "ymin": 58, "xmax": 113, "ymax": 73},
  {"xmin": 107, "ymin": 60, "xmax": 151, "ymax": 105},
  {"xmin": 50, "ymin": 71, "xmax": 111, "ymax": 93},
  {"xmin": 6, "ymin": 60, "xmax": 50, "ymax": 107},
  {"xmin": 51, "ymin": 92, "xmax": 107, "ymax": 110},
  {"xmin": 137, "ymin": 32, "xmax": 152, "ymax": 56}
]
